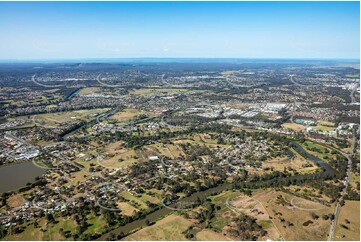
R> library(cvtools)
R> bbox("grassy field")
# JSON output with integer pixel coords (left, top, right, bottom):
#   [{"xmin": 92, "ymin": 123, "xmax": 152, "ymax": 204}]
[
  {"xmin": 334, "ymin": 200, "xmax": 360, "ymax": 241},
  {"xmin": 346, "ymin": 74, "xmax": 360, "ymax": 78},
  {"xmin": 142, "ymin": 143, "xmax": 185, "ymax": 159},
  {"xmin": 77, "ymin": 87, "xmax": 101, "ymax": 96},
  {"xmin": 225, "ymin": 191, "xmax": 281, "ymax": 240},
  {"xmin": 5, "ymin": 217, "xmax": 78, "ymax": 241},
  {"xmin": 349, "ymin": 172, "xmax": 360, "ymax": 191},
  {"xmin": 83, "ymin": 214, "xmax": 108, "ymax": 236},
  {"xmin": 220, "ymin": 70, "xmax": 242, "ymax": 75},
  {"xmin": 117, "ymin": 202, "xmax": 139, "ymax": 216},
  {"xmin": 120, "ymin": 191, "xmax": 149, "ymax": 210},
  {"xmin": 285, "ymin": 185, "xmax": 334, "ymax": 203},
  {"xmin": 97, "ymin": 141, "xmax": 140, "ymax": 168},
  {"xmin": 129, "ymin": 88, "xmax": 189, "ymax": 96},
  {"xmin": 64, "ymin": 170, "xmax": 92, "ymax": 186},
  {"xmin": 208, "ymin": 191, "xmax": 242, "ymax": 233},
  {"xmin": 100, "ymin": 148, "xmax": 138, "ymax": 168},
  {"xmin": 319, "ymin": 121, "xmax": 336, "ymax": 127},
  {"xmin": 313, "ymin": 125, "xmax": 336, "ymax": 132},
  {"xmin": 140, "ymin": 193, "xmax": 161, "ymax": 205},
  {"xmin": 109, "ymin": 108, "xmax": 146, "ymax": 123},
  {"xmin": 2, "ymin": 89, "xmax": 62, "ymax": 109},
  {"xmin": 42, "ymin": 217, "xmax": 78, "ymax": 240},
  {"xmin": 262, "ymin": 155, "xmax": 317, "ymax": 174},
  {"xmin": 7, "ymin": 193, "xmax": 26, "ymax": 208},
  {"xmin": 282, "ymin": 123, "xmax": 306, "ymax": 131},
  {"xmin": 196, "ymin": 229, "xmax": 232, "ymax": 241},
  {"xmin": 123, "ymin": 214, "xmax": 192, "ymax": 240},
  {"xmin": 172, "ymin": 133, "xmax": 227, "ymax": 150},
  {"xmin": 301, "ymin": 141, "xmax": 335, "ymax": 160},
  {"xmin": 4, "ymin": 221, "xmax": 44, "ymax": 241},
  {"xmin": 207, "ymin": 190, "xmax": 281, "ymax": 240},
  {"xmin": 30, "ymin": 108, "xmax": 109, "ymax": 128}
]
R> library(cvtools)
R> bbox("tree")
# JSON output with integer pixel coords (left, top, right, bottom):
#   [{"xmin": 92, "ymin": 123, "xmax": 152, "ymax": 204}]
[
  {"xmin": 311, "ymin": 212, "xmax": 319, "ymax": 220},
  {"xmin": 0, "ymin": 225, "xmax": 6, "ymax": 239},
  {"xmin": 145, "ymin": 219, "xmax": 150, "ymax": 226},
  {"xmin": 46, "ymin": 213, "xmax": 56, "ymax": 223}
]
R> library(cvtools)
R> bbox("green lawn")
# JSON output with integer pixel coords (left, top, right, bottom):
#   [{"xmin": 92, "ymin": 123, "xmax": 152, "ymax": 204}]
[
  {"xmin": 301, "ymin": 141, "xmax": 336, "ymax": 160},
  {"xmin": 84, "ymin": 215, "xmax": 107, "ymax": 236}
]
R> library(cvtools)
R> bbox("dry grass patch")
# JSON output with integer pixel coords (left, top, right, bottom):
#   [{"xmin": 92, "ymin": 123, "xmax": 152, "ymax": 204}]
[
  {"xmin": 123, "ymin": 214, "xmax": 192, "ymax": 241},
  {"xmin": 7, "ymin": 193, "xmax": 26, "ymax": 208},
  {"xmin": 120, "ymin": 191, "xmax": 148, "ymax": 210},
  {"xmin": 196, "ymin": 229, "xmax": 232, "ymax": 241},
  {"xmin": 99, "ymin": 141, "xmax": 141, "ymax": 168},
  {"xmin": 129, "ymin": 88, "xmax": 189, "ymax": 96},
  {"xmin": 32, "ymin": 108, "xmax": 109, "ymax": 127},
  {"xmin": 227, "ymin": 194, "xmax": 281, "ymax": 240},
  {"xmin": 117, "ymin": 202, "xmax": 139, "ymax": 216},
  {"xmin": 253, "ymin": 189, "xmax": 334, "ymax": 241},
  {"xmin": 77, "ymin": 87, "xmax": 101, "ymax": 96},
  {"xmin": 262, "ymin": 156, "xmax": 317, "ymax": 174},
  {"xmin": 143, "ymin": 143, "xmax": 185, "ymax": 159},
  {"xmin": 282, "ymin": 123, "xmax": 306, "ymax": 131},
  {"xmin": 110, "ymin": 108, "xmax": 146, "ymax": 123},
  {"xmin": 334, "ymin": 200, "xmax": 360, "ymax": 241}
]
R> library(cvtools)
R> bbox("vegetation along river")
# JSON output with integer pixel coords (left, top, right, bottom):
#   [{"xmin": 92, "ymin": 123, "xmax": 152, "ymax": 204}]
[{"xmin": 99, "ymin": 142, "xmax": 335, "ymax": 240}]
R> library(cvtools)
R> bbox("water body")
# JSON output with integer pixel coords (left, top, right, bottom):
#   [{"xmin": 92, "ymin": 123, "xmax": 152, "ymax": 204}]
[{"xmin": 0, "ymin": 162, "xmax": 45, "ymax": 194}]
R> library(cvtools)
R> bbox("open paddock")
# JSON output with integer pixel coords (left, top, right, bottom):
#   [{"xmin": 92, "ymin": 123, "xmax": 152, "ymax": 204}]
[
  {"xmin": 122, "ymin": 214, "xmax": 192, "ymax": 241},
  {"xmin": 334, "ymin": 200, "xmax": 360, "ymax": 241},
  {"xmin": 253, "ymin": 189, "xmax": 334, "ymax": 241}
]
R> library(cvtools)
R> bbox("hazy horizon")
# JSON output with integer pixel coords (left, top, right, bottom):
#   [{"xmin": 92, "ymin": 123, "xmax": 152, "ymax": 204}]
[{"xmin": 0, "ymin": 57, "xmax": 359, "ymax": 64}]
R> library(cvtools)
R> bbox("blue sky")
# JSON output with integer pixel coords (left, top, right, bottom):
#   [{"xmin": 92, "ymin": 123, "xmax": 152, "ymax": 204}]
[{"xmin": 0, "ymin": 1, "xmax": 359, "ymax": 59}]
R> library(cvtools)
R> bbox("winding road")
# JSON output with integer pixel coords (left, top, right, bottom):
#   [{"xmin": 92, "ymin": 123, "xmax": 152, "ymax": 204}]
[{"xmin": 327, "ymin": 132, "xmax": 357, "ymax": 241}]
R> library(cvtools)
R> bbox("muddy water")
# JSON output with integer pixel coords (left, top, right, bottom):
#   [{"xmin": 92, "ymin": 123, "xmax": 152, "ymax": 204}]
[{"xmin": 0, "ymin": 162, "xmax": 45, "ymax": 194}]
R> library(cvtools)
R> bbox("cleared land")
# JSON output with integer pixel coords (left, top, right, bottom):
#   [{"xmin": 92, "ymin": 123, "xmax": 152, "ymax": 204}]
[
  {"xmin": 208, "ymin": 190, "xmax": 280, "ymax": 241},
  {"xmin": 262, "ymin": 155, "xmax": 317, "ymax": 174},
  {"xmin": 123, "ymin": 214, "xmax": 192, "ymax": 241},
  {"xmin": 117, "ymin": 202, "xmax": 139, "ymax": 216},
  {"xmin": 196, "ymin": 229, "xmax": 232, "ymax": 241},
  {"xmin": 97, "ymin": 141, "xmax": 140, "ymax": 169},
  {"xmin": 253, "ymin": 189, "xmax": 334, "ymax": 241},
  {"xmin": 4, "ymin": 217, "xmax": 78, "ymax": 241},
  {"xmin": 109, "ymin": 108, "xmax": 146, "ymax": 123},
  {"xmin": 282, "ymin": 123, "xmax": 306, "ymax": 131},
  {"xmin": 129, "ymin": 88, "xmax": 189, "ymax": 96},
  {"xmin": 31, "ymin": 108, "xmax": 109, "ymax": 128},
  {"xmin": 77, "ymin": 87, "xmax": 102, "ymax": 96}
]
